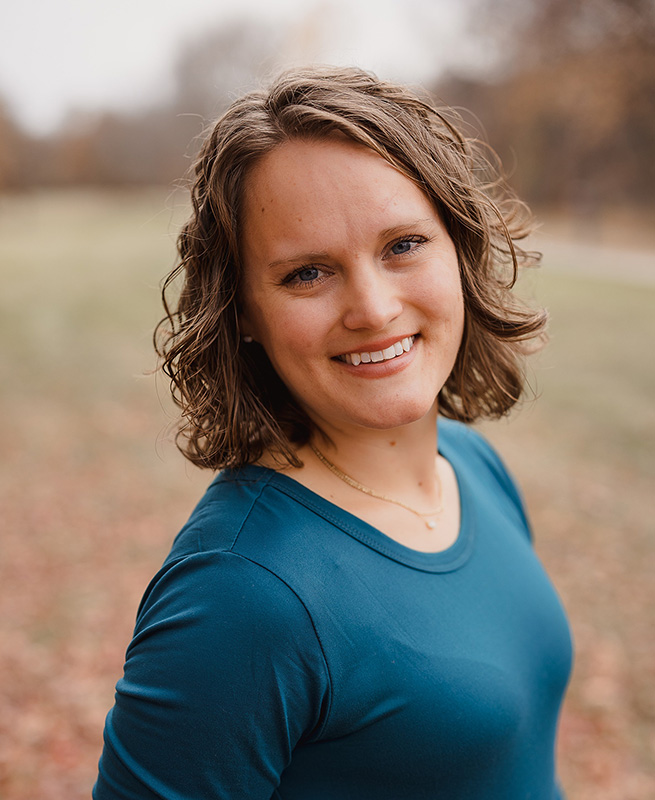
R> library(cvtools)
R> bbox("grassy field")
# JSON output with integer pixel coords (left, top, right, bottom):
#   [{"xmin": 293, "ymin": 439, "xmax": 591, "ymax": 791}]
[{"xmin": 0, "ymin": 189, "xmax": 653, "ymax": 798}]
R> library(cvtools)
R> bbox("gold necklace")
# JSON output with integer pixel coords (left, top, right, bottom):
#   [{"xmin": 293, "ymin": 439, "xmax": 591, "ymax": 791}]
[{"xmin": 310, "ymin": 445, "xmax": 443, "ymax": 529}]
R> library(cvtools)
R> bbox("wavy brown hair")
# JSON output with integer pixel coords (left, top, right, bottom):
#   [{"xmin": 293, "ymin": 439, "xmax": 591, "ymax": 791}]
[{"xmin": 155, "ymin": 66, "xmax": 547, "ymax": 470}]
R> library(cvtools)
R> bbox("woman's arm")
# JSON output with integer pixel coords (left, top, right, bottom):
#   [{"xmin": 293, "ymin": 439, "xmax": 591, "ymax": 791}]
[{"xmin": 94, "ymin": 550, "xmax": 331, "ymax": 799}]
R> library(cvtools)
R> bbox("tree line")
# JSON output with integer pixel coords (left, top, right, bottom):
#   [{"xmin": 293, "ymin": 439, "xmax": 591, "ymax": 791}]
[{"xmin": 1, "ymin": 0, "xmax": 653, "ymax": 215}]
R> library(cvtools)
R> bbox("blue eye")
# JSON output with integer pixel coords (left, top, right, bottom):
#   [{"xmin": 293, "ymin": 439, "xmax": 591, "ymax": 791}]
[
  {"xmin": 282, "ymin": 265, "xmax": 327, "ymax": 289},
  {"xmin": 391, "ymin": 240, "xmax": 414, "ymax": 255},
  {"xmin": 388, "ymin": 236, "xmax": 428, "ymax": 258},
  {"xmin": 297, "ymin": 267, "xmax": 320, "ymax": 282}
]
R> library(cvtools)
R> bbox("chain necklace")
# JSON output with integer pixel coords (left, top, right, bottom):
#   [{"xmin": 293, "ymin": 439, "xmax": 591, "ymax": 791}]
[{"xmin": 310, "ymin": 444, "xmax": 443, "ymax": 529}]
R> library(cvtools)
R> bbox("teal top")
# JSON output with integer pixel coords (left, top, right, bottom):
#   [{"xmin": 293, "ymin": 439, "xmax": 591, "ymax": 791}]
[{"xmin": 94, "ymin": 419, "xmax": 573, "ymax": 799}]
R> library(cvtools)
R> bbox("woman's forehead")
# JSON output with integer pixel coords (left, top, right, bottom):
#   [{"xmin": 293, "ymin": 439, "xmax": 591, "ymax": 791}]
[{"xmin": 240, "ymin": 138, "xmax": 436, "ymax": 259}]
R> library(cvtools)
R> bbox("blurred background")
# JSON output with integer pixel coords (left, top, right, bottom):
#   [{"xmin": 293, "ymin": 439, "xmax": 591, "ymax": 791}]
[{"xmin": 0, "ymin": 0, "xmax": 653, "ymax": 797}]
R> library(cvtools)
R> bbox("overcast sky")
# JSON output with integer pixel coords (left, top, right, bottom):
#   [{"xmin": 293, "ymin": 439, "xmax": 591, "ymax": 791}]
[{"xmin": 0, "ymin": 0, "xmax": 485, "ymax": 135}]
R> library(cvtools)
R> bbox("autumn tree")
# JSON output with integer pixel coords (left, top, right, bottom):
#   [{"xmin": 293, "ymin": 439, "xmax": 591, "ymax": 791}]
[{"xmin": 435, "ymin": 0, "xmax": 655, "ymax": 211}]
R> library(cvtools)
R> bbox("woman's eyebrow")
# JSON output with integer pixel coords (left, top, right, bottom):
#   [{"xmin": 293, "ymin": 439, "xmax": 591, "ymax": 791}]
[
  {"xmin": 265, "ymin": 219, "xmax": 438, "ymax": 269},
  {"xmin": 266, "ymin": 251, "xmax": 331, "ymax": 270},
  {"xmin": 378, "ymin": 219, "xmax": 436, "ymax": 239}
]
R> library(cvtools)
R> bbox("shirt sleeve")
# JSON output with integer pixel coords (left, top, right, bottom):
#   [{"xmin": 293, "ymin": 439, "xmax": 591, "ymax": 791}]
[{"xmin": 93, "ymin": 549, "xmax": 331, "ymax": 800}]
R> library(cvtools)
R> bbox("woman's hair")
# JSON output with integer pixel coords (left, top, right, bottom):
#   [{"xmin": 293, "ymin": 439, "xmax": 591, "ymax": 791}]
[{"xmin": 156, "ymin": 65, "xmax": 547, "ymax": 470}]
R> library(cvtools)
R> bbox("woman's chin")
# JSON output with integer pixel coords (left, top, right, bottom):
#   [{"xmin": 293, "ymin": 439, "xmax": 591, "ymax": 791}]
[{"xmin": 321, "ymin": 398, "xmax": 438, "ymax": 435}]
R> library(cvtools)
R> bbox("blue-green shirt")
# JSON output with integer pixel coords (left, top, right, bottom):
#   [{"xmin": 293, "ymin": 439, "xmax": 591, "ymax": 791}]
[{"xmin": 95, "ymin": 419, "xmax": 573, "ymax": 799}]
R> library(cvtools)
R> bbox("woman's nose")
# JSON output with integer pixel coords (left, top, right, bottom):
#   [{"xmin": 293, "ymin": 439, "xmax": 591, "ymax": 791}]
[{"xmin": 340, "ymin": 264, "xmax": 403, "ymax": 331}]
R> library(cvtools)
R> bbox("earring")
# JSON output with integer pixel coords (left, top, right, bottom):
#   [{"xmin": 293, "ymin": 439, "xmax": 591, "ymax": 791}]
[{"xmin": 242, "ymin": 335, "xmax": 253, "ymax": 343}]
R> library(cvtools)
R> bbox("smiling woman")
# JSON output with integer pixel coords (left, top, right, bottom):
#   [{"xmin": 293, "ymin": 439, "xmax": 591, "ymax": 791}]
[
  {"xmin": 94, "ymin": 67, "xmax": 573, "ymax": 799},
  {"xmin": 238, "ymin": 137, "xmax": 464, "ymax": 442}
]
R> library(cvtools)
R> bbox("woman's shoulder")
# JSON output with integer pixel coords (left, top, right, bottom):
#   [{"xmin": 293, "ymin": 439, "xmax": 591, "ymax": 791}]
[
  {"xmin": 154, "ymin": 464, "xmax": 328, "ymax": 609},
  {"xmin": 438, "ymin": 417, "xmax": 533, "ymax": 539},
  {"xmin": 136, "ymin": 546, "xmax": 318, "ymax": 639},
  {"xmin": 438, "ymin": 415, "xmax": 495, "ymax": 451},
  {"xmin": 165, "ymin": 464, "xmax": 292, "ymax": 561},
  {"xmin": 439, "ymin": 417, "xmax": 515, "ymax": 480}
]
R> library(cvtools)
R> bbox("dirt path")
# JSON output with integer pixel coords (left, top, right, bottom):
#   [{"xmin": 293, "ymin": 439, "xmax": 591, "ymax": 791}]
[
  {"xmin": 533, "ymin": 232, "xmax": 655, "ymax": 286},
  {"xmin": 527, "ymin": 213, "xmax": 655, "ymax": 286}
]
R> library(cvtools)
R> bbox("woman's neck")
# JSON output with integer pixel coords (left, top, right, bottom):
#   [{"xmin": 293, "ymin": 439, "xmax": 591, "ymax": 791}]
[
  {"xmin": 292, "ymin": 405, "xmax": 442, "ymax": 509},
  {"xmin": 265, "ymin": 405, "xmax": 463, "ymax": 554}
]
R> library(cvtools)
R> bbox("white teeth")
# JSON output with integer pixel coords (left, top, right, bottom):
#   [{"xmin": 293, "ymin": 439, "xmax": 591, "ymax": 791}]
[{"xmin": 339, "ymin": 335, "xmax": 416, "ymax": 366}]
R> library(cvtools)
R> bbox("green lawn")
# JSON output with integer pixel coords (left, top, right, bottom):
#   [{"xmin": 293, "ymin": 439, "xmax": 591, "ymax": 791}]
[{"xmin": 0, "ymin": 189, "xmax": 653, "ymax": 799}]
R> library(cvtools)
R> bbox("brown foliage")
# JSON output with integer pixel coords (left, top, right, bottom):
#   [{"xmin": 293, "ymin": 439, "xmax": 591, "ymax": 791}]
[
  {"xmin": 436, "ymin": 0, "xmax": 655, "ymax": 211},
  {"xmin": 437, "ymin": 37, "xmax": 655, "ymax": 210},
  {"xmin": 0, "ymin": 3, "xmax": 652, "ymax": 208}
]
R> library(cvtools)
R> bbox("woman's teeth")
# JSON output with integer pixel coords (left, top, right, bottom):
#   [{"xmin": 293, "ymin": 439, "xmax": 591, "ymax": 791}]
[{"xmin": 339, "ymin": 336, "xmax": 415, "ymax": 366}]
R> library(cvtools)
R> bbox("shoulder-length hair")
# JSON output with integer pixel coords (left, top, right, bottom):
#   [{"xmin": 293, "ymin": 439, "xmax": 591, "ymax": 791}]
[{"xmin": 156, "ymin": 65, "xmax": 547, "ymax": 470}]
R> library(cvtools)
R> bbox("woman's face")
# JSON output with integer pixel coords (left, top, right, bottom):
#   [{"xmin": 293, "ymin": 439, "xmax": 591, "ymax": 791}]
[{"xmin": 239, "ymin": 137, "xmax": 465, "ymax": 437}]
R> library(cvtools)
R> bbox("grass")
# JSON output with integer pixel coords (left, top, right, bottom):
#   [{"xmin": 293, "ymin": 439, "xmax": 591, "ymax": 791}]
[
  {"xmin": 482, "ymin": 255, "xmax": 655, "ymax": 798},
  {"xmin": 0, "ymin": 189, "xmax": 653, "ymax": 799}
]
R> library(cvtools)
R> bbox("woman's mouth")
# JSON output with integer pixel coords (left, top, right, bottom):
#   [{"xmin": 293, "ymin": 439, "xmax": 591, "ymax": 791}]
[{"xmin": 336, "ymin": 335, "xmax": 416, "ymax": 366}]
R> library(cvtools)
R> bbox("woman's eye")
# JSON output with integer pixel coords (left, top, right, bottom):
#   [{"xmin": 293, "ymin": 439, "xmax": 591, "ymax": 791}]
[
  {"xmin": 297, "ymin": 267, "xmax": 320, "ymax": 282},
  {"xmin": 282, "ymin": 265, "xmax": 326, "ymax": 288},
  {"xmin": 389, "ymin": 237, "xmax": 425, "ymax": 256}
]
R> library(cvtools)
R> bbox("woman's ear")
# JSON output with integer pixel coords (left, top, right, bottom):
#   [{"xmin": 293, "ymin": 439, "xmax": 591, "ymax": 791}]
[{"xmin": 238, "ymin": 308, "xmax": 256, "ymax": 344}]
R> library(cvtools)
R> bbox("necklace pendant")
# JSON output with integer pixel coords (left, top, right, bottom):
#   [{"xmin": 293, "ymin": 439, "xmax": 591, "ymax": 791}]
[{"xmin": 426, "ymin": 519, "xmax": 437, "ymax": 529}]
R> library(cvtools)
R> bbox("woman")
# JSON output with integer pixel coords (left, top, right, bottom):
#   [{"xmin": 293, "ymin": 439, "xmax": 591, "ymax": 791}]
[{"xmin": 94, "ymin": 67, "xmax": 573, "ymax": 799}]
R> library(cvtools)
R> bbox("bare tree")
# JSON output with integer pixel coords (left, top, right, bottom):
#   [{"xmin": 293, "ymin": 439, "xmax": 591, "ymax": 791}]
[
  {"xmin": 435, "ymin": 0, "xmax": 655, "ymax": 211},
  {"xmin": 2, "ymin": 19, "xmax": 280, "ymax": 188},
  {"xmin": 171, "ymin": 19, "xmax": 282, "ymax": 122}
]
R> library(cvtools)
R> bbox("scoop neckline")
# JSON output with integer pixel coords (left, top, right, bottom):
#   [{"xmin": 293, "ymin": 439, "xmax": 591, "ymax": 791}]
[{"xmin": 227, "ymin": 436, "xmax": 475, "ymax": 574}]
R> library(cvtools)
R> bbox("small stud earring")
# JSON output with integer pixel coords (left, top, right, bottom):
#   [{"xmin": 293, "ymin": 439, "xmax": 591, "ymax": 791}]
[{"xmin": 242, "ymin": 335, "xmax": 254, "ymax": 343}]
